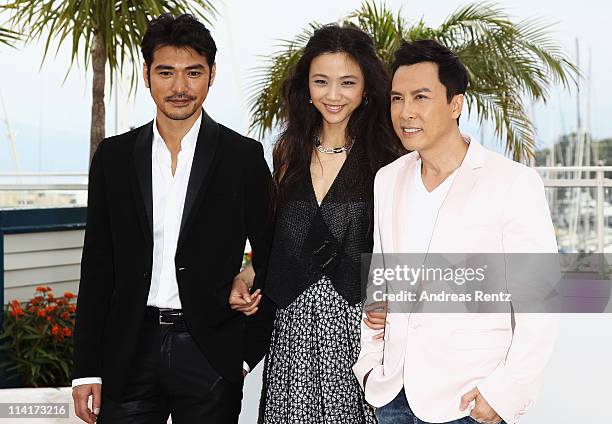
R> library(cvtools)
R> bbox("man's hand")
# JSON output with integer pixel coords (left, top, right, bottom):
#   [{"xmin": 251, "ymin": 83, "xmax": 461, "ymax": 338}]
[
  {"xmin": 229, "ymin": 274, "xmax": 261, "ymax": 316},
  {"xmin": 460, "ymin": 387, "xmax": 502, "ymax": 424},
  {"xmin": 72, "ymin": 383, "xmax": 102, "ymax": 424},
  {"xmin": 363, "ymin": 301, "xmax": 387, "ymax": 340}
]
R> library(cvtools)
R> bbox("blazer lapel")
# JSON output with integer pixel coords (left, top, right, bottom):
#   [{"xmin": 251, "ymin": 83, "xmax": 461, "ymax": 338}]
[
  {"xmin": 392, "ymin": 153, "xmax": 419, "ymax": 252},
  {"xmin": 132, "ymin": 121, "xmax": 154, "ymax": 240},
  {"xmin": 430, "ymin": 138, "xmax": 485, "ymax": 251},
  {"xmin": 178, "ymin": 110, "xmax": 220, "ymax": 240}
]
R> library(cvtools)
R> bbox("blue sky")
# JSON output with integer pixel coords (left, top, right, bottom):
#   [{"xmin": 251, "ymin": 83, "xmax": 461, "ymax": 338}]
[{"xmin": 0, "ymin": 0, "xmax": 610, "ymax": 172}]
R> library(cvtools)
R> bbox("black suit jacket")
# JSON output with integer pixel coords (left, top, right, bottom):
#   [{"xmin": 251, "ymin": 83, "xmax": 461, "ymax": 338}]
[{"xmin": 72, "ymin": 110, "xmax": 274, "ymax": 399}]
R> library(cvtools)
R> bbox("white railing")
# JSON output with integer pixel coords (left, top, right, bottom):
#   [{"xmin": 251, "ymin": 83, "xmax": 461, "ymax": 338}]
[
  {"xmin": 0, "ymin": 173, "xmax": 88, "ymax": 189},
  {"xmin": 0, "ymin": 173, "xmax": 88, "ymax": 209},
  {"xmin": 0, "ymin": 173, "xmax": 88, "ymax": 188},
  {"xmin": 536, "ymin": 166, "xmax": 612, "ymax": 253}
]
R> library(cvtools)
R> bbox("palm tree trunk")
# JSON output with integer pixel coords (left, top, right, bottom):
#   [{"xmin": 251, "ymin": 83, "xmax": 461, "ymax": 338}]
[{"xmin": 89, "ymin": 32, "xmax": 106, "ymax": 164}]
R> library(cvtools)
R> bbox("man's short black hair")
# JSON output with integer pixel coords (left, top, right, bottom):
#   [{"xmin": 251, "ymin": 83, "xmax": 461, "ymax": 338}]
[
  {"xmin": 392, "ymin": 39, "xmax": 468, "ymax": 103},
  {"xmin": 141, "ymin": 13, "xmax": 217, "ymax": 70}
]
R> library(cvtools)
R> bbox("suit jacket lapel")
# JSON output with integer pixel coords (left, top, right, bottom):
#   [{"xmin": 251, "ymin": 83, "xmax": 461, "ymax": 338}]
[
  {"xmin": 430, "ymin": 139, "xmax": 485, "ymax": 251},
  {"xmin": 132, "ymin": 121, "xmax": 154, "ymax": 240},
  {"xmin": 178, "ymin": 110, "xmax": 220, "ymax": 241},
  {"xmin": 435, "ymin": 167, "xmax": 477, "ymax": 227},
  {"xmin": 392, "ymin": 153, "xmax": 418, "ymax": 252}
]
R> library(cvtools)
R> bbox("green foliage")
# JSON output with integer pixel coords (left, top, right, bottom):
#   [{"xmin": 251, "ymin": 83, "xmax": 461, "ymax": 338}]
[
  {"xmin": 0, "ymin": 287, "xmax": 77, "ymax": 387},
  {"xmin": 248, "ymin": 0, "xmax": 578, "ymax": 162}
]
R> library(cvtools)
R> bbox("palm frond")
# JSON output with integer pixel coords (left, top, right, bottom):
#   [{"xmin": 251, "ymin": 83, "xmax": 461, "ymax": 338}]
[
  {"xmin": 345, "ymin": 1, "xmax": 404, "ymax": 65},
  {"xmin": 247, "ymin": 24, "xmax": 316, "ymax": 139},
  {"xmin": 466, "ymin": 87, "xmax": 536, "ymax": 161},
  {"xmin": 0, "ymin": 26, "xmax": 20, "ymax": 47},
  {"xmin": 435, "ymin": 2, "xmax": 515, "ymax": 43}
]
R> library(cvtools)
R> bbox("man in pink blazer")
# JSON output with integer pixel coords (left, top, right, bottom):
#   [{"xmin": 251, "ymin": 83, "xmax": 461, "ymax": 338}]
[{"xmin": 353, "ymin": 40, "xmax": 558, "ymax": 424}]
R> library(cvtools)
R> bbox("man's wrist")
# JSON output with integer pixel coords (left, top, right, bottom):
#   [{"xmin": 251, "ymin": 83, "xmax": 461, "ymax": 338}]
[{"xmin": 235, "ymin": 276, "xmax": 253, "ymax": 290}]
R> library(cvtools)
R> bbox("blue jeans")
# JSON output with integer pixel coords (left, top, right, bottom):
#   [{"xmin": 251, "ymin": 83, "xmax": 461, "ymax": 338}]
[{"xmin": 375, "ymin": 388, "xmax": 504, "ymax": 424}]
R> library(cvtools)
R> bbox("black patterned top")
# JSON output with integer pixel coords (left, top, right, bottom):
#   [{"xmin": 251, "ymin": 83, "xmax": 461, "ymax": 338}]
[{"xmin": 265, "ymin": 140, "xmax": 375, "ymax": 307}]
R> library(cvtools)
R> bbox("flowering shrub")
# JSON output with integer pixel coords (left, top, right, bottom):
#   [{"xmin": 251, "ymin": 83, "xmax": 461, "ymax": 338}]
[{"xmin": 0, "ymin": 286, "xmax": 76, "ymax": 387}]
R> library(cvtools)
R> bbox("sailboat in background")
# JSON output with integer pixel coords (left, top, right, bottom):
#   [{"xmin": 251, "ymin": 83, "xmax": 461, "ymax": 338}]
[{"xmin": 547, "ymin": 40, "xmax": 612, "ymax": 253}]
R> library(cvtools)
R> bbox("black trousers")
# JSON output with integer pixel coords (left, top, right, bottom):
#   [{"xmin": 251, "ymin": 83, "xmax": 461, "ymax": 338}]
[{"xmin": 97, "ymin": 312, "xmax": 243, "ymax": 424}]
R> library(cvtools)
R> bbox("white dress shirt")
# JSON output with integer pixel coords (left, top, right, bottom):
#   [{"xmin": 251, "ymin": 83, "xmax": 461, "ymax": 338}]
[{"xmin": 147, "ymin": 114, "xmax": 200, "ymax": 309}]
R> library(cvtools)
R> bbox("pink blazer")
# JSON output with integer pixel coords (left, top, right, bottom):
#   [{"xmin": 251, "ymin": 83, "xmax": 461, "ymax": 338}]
[{"xmin": 353, "ymin": 138, "xmax": 559, "ymax": 424}]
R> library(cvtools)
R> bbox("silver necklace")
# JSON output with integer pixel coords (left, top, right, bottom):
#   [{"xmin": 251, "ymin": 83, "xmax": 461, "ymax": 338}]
[{"xmin": 314, "ymin": 135, "xmax": 355, "ymax": 154}]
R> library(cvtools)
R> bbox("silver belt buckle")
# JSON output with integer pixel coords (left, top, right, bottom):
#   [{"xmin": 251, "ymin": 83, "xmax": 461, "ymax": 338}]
[{"xmin": 158, "ymin": 308, "xmax": 174, "ymax": 325}]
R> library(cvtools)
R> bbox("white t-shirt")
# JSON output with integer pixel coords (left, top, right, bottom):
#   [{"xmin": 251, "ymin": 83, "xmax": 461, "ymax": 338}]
[{"xmin": 403, "ymin": 159, "xmax": 458, "ymax": 253}]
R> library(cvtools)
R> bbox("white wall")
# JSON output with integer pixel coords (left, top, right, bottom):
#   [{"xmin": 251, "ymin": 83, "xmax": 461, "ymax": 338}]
[{"xmin": 3, "ymin": 230, "xmax": 83, "ymax": 302}]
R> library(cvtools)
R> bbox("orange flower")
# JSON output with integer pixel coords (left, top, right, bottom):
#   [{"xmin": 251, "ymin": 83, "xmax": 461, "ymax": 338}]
[
  {"xmin": 9, "ymin": 300, "xmax": 24, "ymax": 316},
  {"xmin": 69, "ymin": 305, "xmax": 77, "ymax": 313},
  {"xmin": 51, "ymin": 325, "xmax": 61, "ymax": 336},
  {"xmin": 9, "ymin": 302, "xmax": 24, "ymax": 318},
  {"xmin": 35, "ymin": 286, "xmax": 52, "ymax": 293},
  {"xmin": 63, "ymin": 292, "xmax": 76, "ymax": 299},
  {"xmin": 46, "ymin": 305, "xmax": 57, "ymax": 313},
  {"xmin": 62, "ymin": 327, "xmax": 72, "ymax": 337},
  {"xmin": 61, "ymin": 312, "xmax": 70, "ymax": 320},
  {"xmin": 47, "ymin": 292, "xmax": 55, "ymax": 300},
  {"xmin": 37, "ymin": 309, "xmax": 46, "ymax": 318}
]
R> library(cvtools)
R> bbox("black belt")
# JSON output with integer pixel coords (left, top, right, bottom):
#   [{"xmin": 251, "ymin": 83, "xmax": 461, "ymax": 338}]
[{"xmin": 145, "ymin": 306, "xmax": 184, "ymax": 325}]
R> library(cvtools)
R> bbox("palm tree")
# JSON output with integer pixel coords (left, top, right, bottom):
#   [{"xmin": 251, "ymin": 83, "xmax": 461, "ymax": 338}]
[
  {"xmin": 1, "ymin": 0, "xmax": 217, "ymax": 163},
  {"xmin": 249, "ymin": 1, "xmax": 577, "ymax": 161}
]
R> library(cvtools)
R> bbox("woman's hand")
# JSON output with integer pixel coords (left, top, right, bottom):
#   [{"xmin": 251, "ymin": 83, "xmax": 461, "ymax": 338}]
[
  {"xmin": 229, "ymin": 265, "xmax": 261, "ymax": 316},
  {"xmin": 363, "ymin": 301, "xmax": 387, "ymax": 340}
]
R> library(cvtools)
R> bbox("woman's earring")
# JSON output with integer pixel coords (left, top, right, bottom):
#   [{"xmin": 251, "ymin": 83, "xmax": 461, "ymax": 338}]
[
  {"xmin": 308, "ymin": 97, "xmax": 313, "ymax": 104},
  {"xmin": 363, "ymin": 95, "xmax": 369, "ymax": 106}
]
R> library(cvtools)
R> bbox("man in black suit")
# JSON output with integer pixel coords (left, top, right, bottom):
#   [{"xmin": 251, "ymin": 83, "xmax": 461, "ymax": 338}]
[{"xmin": 71, "ymin": 14, "xmax": 273, "ymax": 424}]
